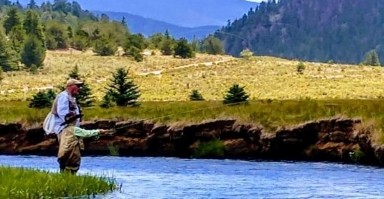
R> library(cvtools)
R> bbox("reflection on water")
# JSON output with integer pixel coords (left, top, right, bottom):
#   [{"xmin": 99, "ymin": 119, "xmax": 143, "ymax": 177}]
[{"xmin": 1, "ymin": 155, "xmax": 384, "ymax": 199}]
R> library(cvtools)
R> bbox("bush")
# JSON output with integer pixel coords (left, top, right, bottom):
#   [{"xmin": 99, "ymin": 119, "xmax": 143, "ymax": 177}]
[
  {"xmin": 189, "ymin": 90, "xmax": 204, "ymax": 101},
  {"xmin": 29, "ymin": 90, "xmax": 55, "ymax": 108},
  {"xmin": 297, "ymin": 62, "xmax": 305, "ymax": 74},
  {"xmin": 192, "ymin": 140, "xmax": 225, "ymax": 158}
]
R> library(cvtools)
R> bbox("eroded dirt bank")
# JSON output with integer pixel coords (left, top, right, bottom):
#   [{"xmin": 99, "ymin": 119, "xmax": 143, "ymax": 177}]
[{"xmin": 1, "ymin": 117, "xmax": 383, "ymax": 166}]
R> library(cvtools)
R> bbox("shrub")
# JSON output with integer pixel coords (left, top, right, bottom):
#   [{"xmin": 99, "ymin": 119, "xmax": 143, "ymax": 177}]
[
  {"xmin": 223, "ymin": 84, "xmax": 249, "ymax": 105},
  {"xmin": 192, "ymin": 140, "xmax": 225, "ymax": 158},
  {"xmin": 297, "ymin": 62, "xmax": 305, "ymax": 74},
  {"xmin": 189, "ymin": 90, "xmax": 204, "ymax": 101},
  {"xmin": 28, "ymin": 90, "xmax": 54, "ymax": 108}
]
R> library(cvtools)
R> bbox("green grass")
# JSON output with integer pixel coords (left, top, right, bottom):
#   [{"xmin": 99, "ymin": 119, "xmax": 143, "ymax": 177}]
[
  {"xmin": 0, "ymin": 166, "xmax": 117, "ymax": 199},
  {"xmin": 3, "ymin": 100, "xmax": 384, "ymax": 129},
  {"xmin": 192, "ymin": 140, "xmax": 226, "ymax": 158}
]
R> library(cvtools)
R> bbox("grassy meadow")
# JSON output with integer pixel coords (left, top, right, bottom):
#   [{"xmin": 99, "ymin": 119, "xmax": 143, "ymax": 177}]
[
  {"xmin": 0, "ymin": 166, "xmax": 117, "ymax": 198},
  {"xmin": 1, "ymin": 50, "xmax": 384, "ymax": 142},
  {"xmin": 1, "ymin": 50, "xmax": 384, "ymax": 101}
]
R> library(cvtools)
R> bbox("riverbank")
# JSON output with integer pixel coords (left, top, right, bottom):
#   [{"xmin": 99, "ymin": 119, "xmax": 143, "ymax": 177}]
[
  {"xmin": 0, "ymin": 166, "xmax": 117, "ymax": 198},
  {"xmin": 1, "ymin": 116, "xmax": 384, "ymax": 167}
]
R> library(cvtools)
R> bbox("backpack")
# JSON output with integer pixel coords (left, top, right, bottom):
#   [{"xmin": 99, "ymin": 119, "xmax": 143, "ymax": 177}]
[{"xmin": 43, "ymin": 96, "xmax": 59, "ymax": 135}]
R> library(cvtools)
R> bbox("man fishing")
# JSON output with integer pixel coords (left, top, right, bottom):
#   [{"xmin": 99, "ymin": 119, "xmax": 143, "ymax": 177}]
[{"xmin": 57, "ymin": 112, "xmax": 111, "ymax": 174}]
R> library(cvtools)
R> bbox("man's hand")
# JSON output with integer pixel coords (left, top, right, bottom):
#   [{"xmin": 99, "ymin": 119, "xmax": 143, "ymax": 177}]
[{"xmin": 99, "ymin": 129, "xmax": 115, "ymax": 135}]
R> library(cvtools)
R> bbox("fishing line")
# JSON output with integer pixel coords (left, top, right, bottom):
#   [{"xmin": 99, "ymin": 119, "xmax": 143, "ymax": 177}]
[{"xmin": 112, "ymin": 101, "xmax": 248, "ymax": 131}]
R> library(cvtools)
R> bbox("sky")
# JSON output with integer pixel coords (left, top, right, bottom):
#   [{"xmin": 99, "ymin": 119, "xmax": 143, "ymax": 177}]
[{"xmin": 16, "ymin": 0, "xmax": 261, "ymax": 27}]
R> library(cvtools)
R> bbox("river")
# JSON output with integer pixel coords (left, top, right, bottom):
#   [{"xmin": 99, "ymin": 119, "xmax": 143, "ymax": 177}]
[{"xmin": 1, "ymin": 155, "xmax": 383, "ymax": 198}]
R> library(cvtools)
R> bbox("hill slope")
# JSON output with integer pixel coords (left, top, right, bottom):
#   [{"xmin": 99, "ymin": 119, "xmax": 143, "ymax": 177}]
[
  {"xmin": 1, "ymin": 51, "xmax": 384, "ymax": 101},
  {"xmin": 216, "ymin": 0, "xmax": 384, "ymax": 64}
]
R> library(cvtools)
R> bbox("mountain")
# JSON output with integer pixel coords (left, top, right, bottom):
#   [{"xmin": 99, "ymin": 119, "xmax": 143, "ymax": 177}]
[
  {"xmin": 216, "ymin": 0, "xmax": 384, "ymax": 64},
  {"xmin": 94, "ymin": 11, "xmax": 220, "ymax": 40},
  {"xmin": 16, "ymin": 0, "xmax": 260, "ymax": 27}
]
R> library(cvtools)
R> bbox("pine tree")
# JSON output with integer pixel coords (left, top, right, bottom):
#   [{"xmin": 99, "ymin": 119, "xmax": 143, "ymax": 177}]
[
  {"xmin": 93, "ymin": 35, "xmax": 117, "ymax": 56},
  {"xmin": 0, "ymin": 31, "xmax": 18, "ymax": 71},
  {"xmin": 189, "ymin": 90, "xmax": 204, "ymax": 101},
  {"xmin": 160, "ymin": 30, "xmax": 174, "ymax": 55},
  {"xmin": 362, "ymin": 50, "xmax": 381, "ymax": 66},
  {"xmin": 3, "ymin": 7, "xmax": 22, "ymax": 35},
  {"xmin": 27, "ymin": 0, "xmax": 38, "ymax": 9},
  {"xmin": 223, "ymin": 84, "xmax": 249, "ymax": 105},
  {"xmin": 105, "ymin": 68, "xmax": 141, "ymax": 106},
  {"xmin": 203, "ymin": 36, "xmax": 224, "ymax": 55},
  {"xmin": 174, "ymin": 38, "xmax": 195, "ymax": 58},
  {"xmin": 23, "ymin": 10, "xmax": 45, "ymax": 43},
  {"xmin": 21, "ymin": 35, "xmax": 46, "ymax": 68},
  {"xmin": 8, "ymin": 25, "xmax": 26, "ymax": 57},
  {"xmin": 0, "ymin": 68, "xmax": 4, "ymax": 82},
  {"xmin": 29, "ymin": 91, "xmax": 52, "ymax": 108},
  {"xmin": 123, "ymin": 34, "xmax": 145, "ymax": 62}
]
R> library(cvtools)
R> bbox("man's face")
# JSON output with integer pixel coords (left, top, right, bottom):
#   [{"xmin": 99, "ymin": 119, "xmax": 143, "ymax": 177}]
[{"xmin": 68, "ymin": 84, "xmax": 82, "ymax": 96}]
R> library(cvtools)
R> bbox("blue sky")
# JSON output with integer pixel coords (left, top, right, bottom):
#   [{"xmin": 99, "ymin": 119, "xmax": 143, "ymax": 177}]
[{"xmin": 16, "ymin": 0, "xmax": 260, "ymax": 27}]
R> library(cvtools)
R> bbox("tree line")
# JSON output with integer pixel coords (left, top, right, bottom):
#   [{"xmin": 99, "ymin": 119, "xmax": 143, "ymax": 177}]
[
  {"xmin": 215, "ymin": 0, "xmax": 384, "ymax": 65},
  {"xmin": 0, "ymin": 0, "xmax": 225, "ymax": 74}
]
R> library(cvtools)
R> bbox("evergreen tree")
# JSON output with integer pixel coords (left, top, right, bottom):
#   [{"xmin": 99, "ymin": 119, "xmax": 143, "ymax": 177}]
[
  {"xmin": 189, "ymin": 90, "xmax": 204, "ymax": 101},
  {"xmin": 123, "ymin": 33, "xmax": 146, "ymax": 62},
  {"xmin": 362, "ymin": 50, "xmax": 381, "ymax": 66},
  {"xmin": 21, "ymin": 35, "xmax": 46, "ymax": 68},
  {"xmin": 105, "ymin": 68, "xmax": 140, "ymax": 106},
  {"xmin": 0, "ymin": 31, "xmax": 18, "ymax": 71},
  {"xmin": 223, "ymin": 84, "xmax": 249, "ymax": 105},
  {"xmin": 203, "ymin": 36, "xmax": 224, "ymax": 55},
  {"xmin": 29, "ymin": 91, "xmax": 52, "ymax": 108},
  {"xmin": 72, "ymin": 29, "xmax": 89, "ymax": 51},
  {"xmin": 14, "ymin": 0, "xmax": 23, "ymax": 9},
  {"xmin": 44, "ymin": 20, "xmax": 69, "ymax": 50},
  {"xmin": 93, "ymin": 35, "xmax": 117, "ymax": 56},
  {"xmin": 99, "ymin": 91, "xmax": 113, "ymax": 108},
  {"xmin": 8, "ymin": 24, "xmax": 26, "ymax": 57},
  {"xmin": 174, "ymin": 38, "xmax": 195, "ymax": 58},
  {"xmin": 148, "ymin": 33, "xmax": 164, "ymax": 49},
  {"xmin": 27, "ymin": 0, "xmax": 38, "ymax": 9},
  {"xmin": 0, "ymin": 68, "xmax": 3, "ymax": 82},
  {"xmin": 23, "ymin": 10, "xmax": 45, "ymax": 43},
  {"xmin": 3, "ymin": 8, "xmax": 22, "ymax": 35},
  {"xmin": 160, "ymin": 30, "xmax": 174, "ymax": 55}
]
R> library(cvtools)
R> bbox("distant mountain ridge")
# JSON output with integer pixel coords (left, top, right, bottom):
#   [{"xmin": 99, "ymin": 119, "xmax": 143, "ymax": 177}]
[
  {"xmin": 94, "ymin": 11, "xmax": 220, "ymax": 40},
  {"xmin": 16, "ymin": 0, "xmax": 259, "ymax": 27}
]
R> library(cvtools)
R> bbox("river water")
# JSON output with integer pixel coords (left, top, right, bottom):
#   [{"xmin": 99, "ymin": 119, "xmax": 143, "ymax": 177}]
[{"xmin": 1, "ymin": 155, "xmax": 384, "ymax": 198}]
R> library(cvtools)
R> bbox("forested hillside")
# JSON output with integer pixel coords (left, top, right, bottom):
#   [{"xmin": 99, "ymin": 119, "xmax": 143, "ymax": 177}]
[
  {"xmin": 0, "ymin": 0, "xmax": 222, "ymax": 72},
  {"xmin": 215, "ymin": 0, "xmax": 384, "ymax": 64}
]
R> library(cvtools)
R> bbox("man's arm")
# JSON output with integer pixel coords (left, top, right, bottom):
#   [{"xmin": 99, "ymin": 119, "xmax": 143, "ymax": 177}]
[
  {"xmin": 73, "ymin": 127, "xmax": 100, "ymax": 138},
  {"xmin": 56, "ymin": 93, "xmax": 70, "ymax": 121}
]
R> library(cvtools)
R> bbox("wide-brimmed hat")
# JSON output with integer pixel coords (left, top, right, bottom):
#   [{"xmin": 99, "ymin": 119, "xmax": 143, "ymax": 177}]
[{"xmin": 66, "ymin": 79, "xmax": 83, "ymax": 87}]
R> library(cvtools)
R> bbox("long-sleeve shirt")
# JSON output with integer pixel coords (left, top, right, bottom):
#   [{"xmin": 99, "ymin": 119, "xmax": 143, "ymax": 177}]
[
  {"xmin": 54, "ymin": 91, "xmax": 80, "ymax": 134},
  {"xmin": 73, "ymin": 127, "xmax": 100, "ymax": 139}
]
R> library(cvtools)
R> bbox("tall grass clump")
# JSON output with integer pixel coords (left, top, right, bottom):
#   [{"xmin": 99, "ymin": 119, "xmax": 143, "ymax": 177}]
[
  {"xmin": 0, "ymin": 166, "xmax": 117, "ymax": 199},
  {"xmin": 192, "ymin": 140, "xmax": 226, "ymax": 158}
]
